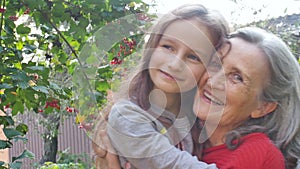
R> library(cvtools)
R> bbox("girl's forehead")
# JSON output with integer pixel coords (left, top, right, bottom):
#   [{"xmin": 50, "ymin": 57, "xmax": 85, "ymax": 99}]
[{"xmin": 162, "ymin": 20, "xmax": 215, "ymax": 53}]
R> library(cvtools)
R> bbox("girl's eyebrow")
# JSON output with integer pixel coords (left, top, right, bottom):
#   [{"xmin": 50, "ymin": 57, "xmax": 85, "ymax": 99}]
[
  {"xmin": 160, "ymin": 35, "xmax": 177, "ymax": 42},
  {"xmin": 160, "ymin": 35, "xmax": 213, "ymax": 60}
]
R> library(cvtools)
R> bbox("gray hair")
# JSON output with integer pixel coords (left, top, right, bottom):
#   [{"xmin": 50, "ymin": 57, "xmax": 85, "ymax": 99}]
[{"xmin": 227, "ymin": 27, "xmax": 300, "ymax": 169}]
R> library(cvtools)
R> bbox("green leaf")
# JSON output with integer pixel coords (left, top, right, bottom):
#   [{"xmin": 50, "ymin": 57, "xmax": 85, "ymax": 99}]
[
  {"xmin": 58, "ymin": 53, "xmax": 68, "ymax": 63},
  {"xmin": 0, "ymin": 46, "xmax": 4, "ymax": 54},
  {"xmin": 23, "ymin": 44, "xmax": 37, "ymax": 51},
  {"xmin": 11, "ymin": 70, "xmax": 28, "ymax": 81},
  {"xmin": 95, "ymin": 81, "xmax": 110, "ymax": 92},
  {"xmin": 0, "ymin": 83, "xmax": 13, "ymax": 89},
  {"xmin": 16, "ymin": 24, "xmax": 31, "ymax": 35},
  {"xmin": 31, "ymin": 86, "xmax": 49, "ymax": 94},
  {"xmin": 16, "ymin": 81, "xmax": 29, "ymax": 89},
  {"xmin": 0, "ymin": 94, "xmax": 7, "ymax": 103},
  {"xmin": 40, "ymin": 25, "xmax": 51, "ymax": 33},
  {"xmin": 52, "ymin": 3, "xmax": 65, "ymax": 18},
  {"xmin": 0, "ymin": 140, "xmax": 9, "ymax": 149},
  {"xmin": 12, "ymin": 150, "xmax": 35, "ymax": 162},
  {"xmin": 25, "ymin": 66, "xmax": 45, "ymax": 71},
  {"xmin": 97, "ymin": 65, "xmax": 113, "ymax": 79},
  {"xmin": 78, "ymin": 17, "xmax": 89, "ymax": 29},
  {"xmin": 12, "ymin": 101, "xmax": 24, "ymax": 115},
  {"xmin": 4, "ymin": 24, "xmax": 14, "ymax": 35},
  {"xmin": 9, "ymin": 161, "xmax": 22, "ymax": 169},
  {"xmin": 16, "ymin": 124, "xmax": 28, "ymax": 135},
  {"xmin": 0, "ymin": 116, "xmax": 14, "ymax": 126},
  {"xmin": 11, "ymin": 136, "xmax": 27, "ymax": 143},
  {"xmin": 86, "ymin": 55, "xmax": 98, "ymax": 64},
  {"xmin": 3, "ymin": 128, "xmax": 22, "ymax": 139}
]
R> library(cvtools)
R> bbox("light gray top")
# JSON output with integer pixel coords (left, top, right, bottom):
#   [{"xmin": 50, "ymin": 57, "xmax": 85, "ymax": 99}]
[{"xmin": 107, "ymin": 99, "xmax": 217, "ymax": 169}]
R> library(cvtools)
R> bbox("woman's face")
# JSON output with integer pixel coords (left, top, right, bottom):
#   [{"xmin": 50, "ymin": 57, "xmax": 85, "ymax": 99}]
[
  {"xmin": 148, "ymin": 19, "xmax": 215, "ymax": 94},
  {"xmin": 193, "ymin": 37, "xmax": 271, "ymax": 130}
]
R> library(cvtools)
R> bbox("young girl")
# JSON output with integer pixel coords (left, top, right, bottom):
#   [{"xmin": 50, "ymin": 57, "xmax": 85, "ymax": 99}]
[{"xmin": 93, "ymin": 4, "xmax": 229, "ymax": 169}]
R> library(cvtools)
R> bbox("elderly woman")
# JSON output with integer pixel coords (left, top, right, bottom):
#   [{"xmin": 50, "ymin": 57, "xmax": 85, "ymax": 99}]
[
  {"xmin": 192, "ymin": 27, "xmax": 300, "ymax": 169},
  {"xmin": 95, "ymin": 27, "xmax": 300, "ymax": 169}
]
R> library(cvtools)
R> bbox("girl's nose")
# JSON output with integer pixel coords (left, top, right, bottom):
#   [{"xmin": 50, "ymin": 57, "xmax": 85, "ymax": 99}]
[{"xmin": 167, "ymin": 53, "xmax": 185, "ymax": 71}]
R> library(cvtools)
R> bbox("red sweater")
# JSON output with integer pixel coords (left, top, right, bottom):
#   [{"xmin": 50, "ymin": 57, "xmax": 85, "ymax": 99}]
[{"xmin": 202, "ymin": 132, "xmax": 285, "ymax": 169}]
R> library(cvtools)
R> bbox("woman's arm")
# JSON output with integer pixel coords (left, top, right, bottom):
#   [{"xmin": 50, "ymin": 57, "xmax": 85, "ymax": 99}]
[{"xmin": 98, "ymin": 130, "xmax": 121, "ymax": 169}]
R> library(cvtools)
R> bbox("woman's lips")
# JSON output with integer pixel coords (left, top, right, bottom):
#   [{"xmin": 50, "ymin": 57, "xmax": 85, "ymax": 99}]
[{"xmin": 202, "ymin": 89, "xmax": 224, "ymax": 106}]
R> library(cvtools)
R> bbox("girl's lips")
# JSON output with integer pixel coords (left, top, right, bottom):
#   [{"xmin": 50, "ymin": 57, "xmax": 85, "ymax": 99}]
[{"xmin": 160, "ymin": 70, "xmax": 183, "ymax": 81}]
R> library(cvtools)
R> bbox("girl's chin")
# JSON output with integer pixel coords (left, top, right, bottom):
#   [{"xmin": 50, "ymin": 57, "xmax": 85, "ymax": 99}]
[{"xmin": 194, "ymin": 111, "xmax": 208, "ymax": 120}]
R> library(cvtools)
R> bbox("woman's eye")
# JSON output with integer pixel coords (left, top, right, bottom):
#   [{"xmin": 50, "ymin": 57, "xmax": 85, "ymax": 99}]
[
  {"xmin": 230, "ymin": 73, "xmax": 243, "ymax": 82},
  {"xmin": 187, "ymin": 54, "xmax": 201, "ymax": 62}
]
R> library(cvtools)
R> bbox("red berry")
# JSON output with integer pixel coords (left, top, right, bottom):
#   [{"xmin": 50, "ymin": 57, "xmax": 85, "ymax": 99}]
[
  {"xmin": 24, "ymin": 8, "xmax": 30, "ymax": 14},
  {"xmin": 0, "ymin": 8, "xmax": 6, "ymax": 13},
  {"xmin": 111, "ymin": 57, "xmax": 122, "ymax": 65},
  {"xmin": 33, "ymin": 74, "xmax": 38, "ymax": 80},
  {"xmin": 9, "ymin": 16, "xmax": 18, "ymax": 21},
  {"xmin": 66, "ymin": 107, "xmax": 73, "ymax": 113}
]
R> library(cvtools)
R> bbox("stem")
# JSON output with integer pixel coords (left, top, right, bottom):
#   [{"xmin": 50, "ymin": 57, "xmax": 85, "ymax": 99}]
[
  {"xmin": 45, "ymin": 14, "xmax": 98, "ymax": 104},
  {"xmin": 0, "ymin": 0, "xmax": 6, "ymax": 46}
]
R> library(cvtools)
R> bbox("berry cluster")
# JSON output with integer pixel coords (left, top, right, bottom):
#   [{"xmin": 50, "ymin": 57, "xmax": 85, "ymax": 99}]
[
  {"xmin": 0, "ymin": 7, "xmax": 31, "ymax": 22},
  {"xmin": 136, "ymin": 13, "xmax": 150, "ymax": 21},
  {"xmin": 9, "ymin": 16, "xmax": 18, "ymax": 21},
  {"xmin": 38, "ymin": 100, "xmax": 60, "ymax": 113},
  {"xmin": 110, "ymin": 37, "xmax": 137, "ymax": 65},
  {"xmin": 44, "ymin": 100, "xmax": 60, "ymax": 110}
]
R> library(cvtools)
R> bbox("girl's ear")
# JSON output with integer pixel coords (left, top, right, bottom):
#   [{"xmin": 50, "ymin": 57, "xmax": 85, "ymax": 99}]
[{"xmin": 250, "ymin": 101, "xmax": 278, "ymax": 118}]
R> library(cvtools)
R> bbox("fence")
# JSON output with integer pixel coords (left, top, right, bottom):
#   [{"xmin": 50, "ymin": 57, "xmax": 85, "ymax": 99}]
[{"xmin": 9, "ymin": 112, "xmax": 93, "ymax": 168}]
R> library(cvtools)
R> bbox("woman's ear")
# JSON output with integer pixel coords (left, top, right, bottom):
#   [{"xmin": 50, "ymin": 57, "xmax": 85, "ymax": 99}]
[{"xmin": 250, "ymin": 102, "xmax": 278, "ymax": 118}]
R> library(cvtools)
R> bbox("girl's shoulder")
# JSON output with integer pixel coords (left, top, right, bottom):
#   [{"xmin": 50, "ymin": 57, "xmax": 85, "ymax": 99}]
[
  {"xmin": 109, "ymin": 99, "xmax": 157, "ymax": 123},
  {"xmin": 112, "ymin": 99, "xmax": 137, "ymax": 108}
]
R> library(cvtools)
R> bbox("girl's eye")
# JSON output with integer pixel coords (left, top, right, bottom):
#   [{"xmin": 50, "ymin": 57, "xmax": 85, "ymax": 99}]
[
  {"xmin": 162, "ymin": 44, "xmax": 173, "ymax": 51},
  {"xmin": 187, "ymin": 54, "xmax": 201, "ymax": 62}
]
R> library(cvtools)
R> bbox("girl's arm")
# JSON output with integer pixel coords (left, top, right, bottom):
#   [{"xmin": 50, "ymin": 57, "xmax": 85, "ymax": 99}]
[{"xmin": 107, "ymin": 100, "xmax": 217, "ymax": 169}]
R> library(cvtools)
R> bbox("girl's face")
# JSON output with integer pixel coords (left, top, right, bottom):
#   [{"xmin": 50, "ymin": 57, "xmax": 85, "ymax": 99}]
[
  {"xmin": 149, "ymin": 19, "xmax": 215, "ymax": 94},
  {"xmin": 193, "ymin": 37, "xmax": 271, "ymax": 131}
]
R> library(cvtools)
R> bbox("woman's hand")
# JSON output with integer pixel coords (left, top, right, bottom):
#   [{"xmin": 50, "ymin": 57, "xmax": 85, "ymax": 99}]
[{"xmin": 93, "ymin": 130, "xmax": 121, "ymax": 169}]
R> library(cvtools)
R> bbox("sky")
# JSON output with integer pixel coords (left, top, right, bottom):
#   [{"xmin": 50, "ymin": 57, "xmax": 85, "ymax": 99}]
[{"xmin": 144, "ymin": 0, "xmax": 300, "ymax": 25}]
